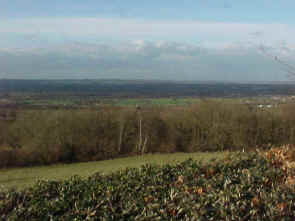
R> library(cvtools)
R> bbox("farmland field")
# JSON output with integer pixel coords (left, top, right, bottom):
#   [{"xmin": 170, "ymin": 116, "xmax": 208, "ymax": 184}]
[
  {"xmin": 0, "ymin": 152, "xmax": 226, "ymax": 190},
  {"xmin": 1, "ymin": 79, "xmax": 295, "ymax": 109}
]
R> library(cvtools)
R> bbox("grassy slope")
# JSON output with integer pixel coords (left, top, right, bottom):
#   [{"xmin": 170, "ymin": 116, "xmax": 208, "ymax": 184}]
[{"xmin": 0, "ymin": 152, "xmax": 226, "ymax": 190}]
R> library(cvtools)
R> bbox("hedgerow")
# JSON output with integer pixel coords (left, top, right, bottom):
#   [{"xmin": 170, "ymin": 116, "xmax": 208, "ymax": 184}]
[{"xmin": 1, "ymin": 151, "xmax": 295, "ymax": 220}]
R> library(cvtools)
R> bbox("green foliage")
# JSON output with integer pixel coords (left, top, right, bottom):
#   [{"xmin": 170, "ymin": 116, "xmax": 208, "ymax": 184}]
[
  {"xmin": 0, "ymin": 152, "xmax": 225, "ymax": 190},
  {"xmin": 1, "ymin": 152, "xmax": 295, "ymax": 220}
]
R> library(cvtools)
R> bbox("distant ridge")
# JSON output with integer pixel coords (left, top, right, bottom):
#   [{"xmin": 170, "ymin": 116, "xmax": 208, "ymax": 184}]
[
  {"xmin": 1, "ymin": 78, "xmax": 295, "ymax": 85},
  {"xmin": 1, "ymin": 79, "xmax": 295, "ymax": 98}
]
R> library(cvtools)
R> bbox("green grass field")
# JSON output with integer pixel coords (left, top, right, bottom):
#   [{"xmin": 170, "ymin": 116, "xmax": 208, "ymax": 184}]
[
  {"xmin": 0, "ymin": 152, "xmax": 226, "ymax": 190},
  {"xmin": 108, "ymin": 98, "xmax": 199, "ymax": 106},
  {"xmin": 18, "ymin": 96, "xmax": 276, "ymax": 108}
]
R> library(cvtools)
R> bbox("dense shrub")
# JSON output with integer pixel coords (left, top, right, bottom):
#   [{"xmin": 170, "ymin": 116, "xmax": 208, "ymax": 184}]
[
  {"xmin": 1, "ymin": 152, "xmax": 295, "ymax": 220},
  {"xmin": 2, "ymin": 101, "xmax": 295, "ymax": 167}
]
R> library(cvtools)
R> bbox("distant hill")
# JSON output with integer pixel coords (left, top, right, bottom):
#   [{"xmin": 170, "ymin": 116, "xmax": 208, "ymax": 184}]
[{"xmin": 0, "ymin": 79, "xmax": 295, "ymax": 98}]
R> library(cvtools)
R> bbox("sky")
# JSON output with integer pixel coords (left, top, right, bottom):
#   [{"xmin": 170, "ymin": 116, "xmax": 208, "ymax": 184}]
[{"xmin": 0, "ymin": 0, "xmax": 295, "ymax": 81}]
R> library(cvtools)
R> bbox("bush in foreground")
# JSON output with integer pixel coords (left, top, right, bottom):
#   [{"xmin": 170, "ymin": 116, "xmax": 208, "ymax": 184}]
[{"xmin": 1, "ymin": 152, "xmax": 295, "ymax": 220}]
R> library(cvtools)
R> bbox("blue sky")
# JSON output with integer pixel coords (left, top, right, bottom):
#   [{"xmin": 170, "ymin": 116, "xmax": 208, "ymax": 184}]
[
  {"xmin": 0, "ymin": 1, "xmax": 295, "ymax": 81},
  {"xmin": 1, "ymin": 0, "xmax": 295, "ymax": 23},
  {"xmin": 1, "ymin": 0, "xmax": 295, "ymax": 46}
]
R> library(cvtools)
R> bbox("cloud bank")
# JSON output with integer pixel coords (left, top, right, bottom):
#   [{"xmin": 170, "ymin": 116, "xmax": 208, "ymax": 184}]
[
  {"xmin": 1, "ymin": 18, "xmax": 294, "ymax": 82},
  {"xmin": 0, "ymin": 41, "xmax": 294, "ymax": 82},
  {"xmin": 1, "ymin": 18, "xmax": 295, "ymax": 49}
]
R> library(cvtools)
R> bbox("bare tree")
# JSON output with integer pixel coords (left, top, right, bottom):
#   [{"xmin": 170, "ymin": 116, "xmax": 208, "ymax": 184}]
[{"xmin": 259, "ymin": 45, "xmax": 295, "ymax": 77}]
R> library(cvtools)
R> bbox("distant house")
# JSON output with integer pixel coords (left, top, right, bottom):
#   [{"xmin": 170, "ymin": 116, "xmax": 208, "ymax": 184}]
[{"xmin": 257, "ymin": 104, "xmax": 273, "ymax": 109}]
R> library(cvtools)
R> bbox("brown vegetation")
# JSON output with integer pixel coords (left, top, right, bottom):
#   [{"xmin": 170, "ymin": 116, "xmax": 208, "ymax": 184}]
[{"xmin": 1, "ymin": 100, "xmax": 295, "ymax": 168}]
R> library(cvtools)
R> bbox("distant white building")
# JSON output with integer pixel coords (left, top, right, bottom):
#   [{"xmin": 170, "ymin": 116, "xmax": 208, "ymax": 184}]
[{"xmin": 257, "ymin": 104, "xmax": 273, "ymax": 109}]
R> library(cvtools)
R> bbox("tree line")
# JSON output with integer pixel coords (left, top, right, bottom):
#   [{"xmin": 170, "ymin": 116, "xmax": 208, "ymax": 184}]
[{"xmin": 1, "ymin": 100, "xmax": 295, "ymax": 168}]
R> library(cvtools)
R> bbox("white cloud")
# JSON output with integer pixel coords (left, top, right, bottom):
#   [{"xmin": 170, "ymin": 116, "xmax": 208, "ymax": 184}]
[
  {"xmin": 0, "ymin": 40, "xmax": 293, "ymax": 81},
  {"xmin": 1, "ymin": 18, "xmax": 295, "ymax": 49},
  {"xmin": 0, "ymin": 17, "xmax": 295, "ymax": 81}
]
